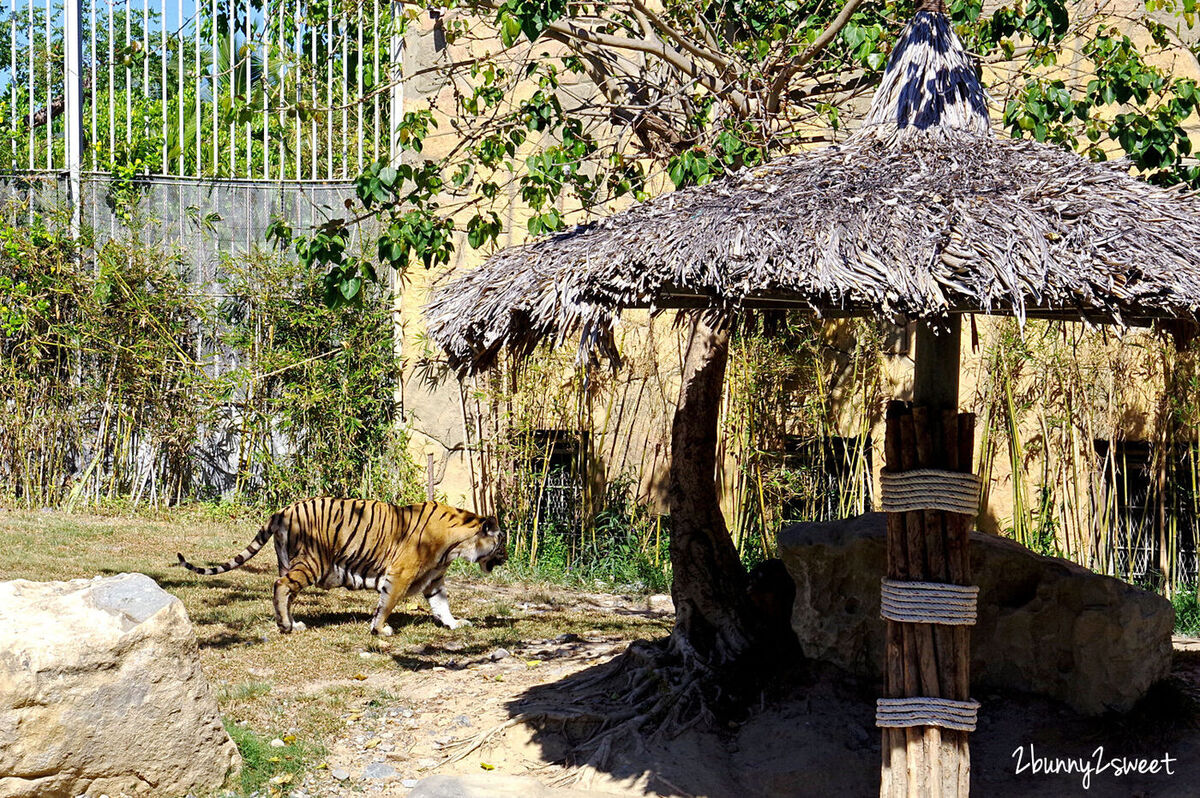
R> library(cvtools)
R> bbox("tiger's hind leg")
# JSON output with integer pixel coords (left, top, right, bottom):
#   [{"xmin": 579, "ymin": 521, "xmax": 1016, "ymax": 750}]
[
  {"xmin": 369, "ymin": 576, "xmax": 403, "ymax": 636},
  {"xmin": 424, "ymin": 577, "xmax": 469, "ymax": 630},
  {"xmin": 274, "ymin": 557, "xmax": 319, "ymax": 633}
]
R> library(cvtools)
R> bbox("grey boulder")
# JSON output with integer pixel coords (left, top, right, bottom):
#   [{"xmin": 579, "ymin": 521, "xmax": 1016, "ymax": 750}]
[
  {"xmin": 780, "ymin": 513, "xmax": 1173, "ymax": 715},
  {"xmin": 0, "ymin": 573, "xmax": 240, "ymax": 797}
]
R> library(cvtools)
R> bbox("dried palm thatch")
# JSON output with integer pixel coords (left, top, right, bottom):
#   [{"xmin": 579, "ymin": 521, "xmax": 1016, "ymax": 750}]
[{"xmin": 426, "ymin": 10, "xmax": 1200, "ymax": 374}]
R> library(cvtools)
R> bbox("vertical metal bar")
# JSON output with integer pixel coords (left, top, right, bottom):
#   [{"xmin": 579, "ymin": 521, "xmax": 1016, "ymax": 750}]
[
  {"xmin": 66, "ymin": 0, "xmax": 82, "ymax": 235},
  {"xmin": 44, "ymin": 0, "xmax": 51, "ymax": 168},
  {"xmin": 89, "ymin": 0, "xmax": 96, "ymax": 171},
  {"xmin": 388, "ymin": 0, "xmax": 401, "ymax": 166},
  {"xmin": 161, "ymin": 0, "xmax": 167, "ymax": 171},
  {"xmin": 387, "ymin": 1, "xmax": 405, "ymax": 417},
  {"xmin": 107, "ymin": 0, "xmax": 113, "ymax": 161},
  {"xmin": 355, "ymin": 0, "xmax": 362, "ymax": 172},
  {"xmin": 228, "ymin": 0, "xmax": 234, "ymax": 174},
  {"xmin": 124, "ymin": 0, "xmax": 130, "ymax": 156},
  {"xmin": 340, "ymin": 11, "xmax": 347, "ymax": 178},
  {"xmin": 141, "ymin": 0, "xmax": 147, "ymax": 100},
  {"xmin": 308, "ymin": 16, "xmax": 315, "ymax": 179},
  {"xmin": 263, "ymin": 9, "xmax": 269, "ymax": 179},
  {"xmin": 176, "ymin": 0, "xmax": 182, "ymax": 174},
  {"xmin": 193, "ymin": 0, "xmax": 200, "ymax": 173},
  {"xmin": 210, "ymin": 0, "xmax": 217, "ymax": 173},
  {"xmin": 10, "ymin": 0, "xmax": 16, "ymax": 170},
  {"xmin": 293, "ymin": 2, "xmax": 300, "ymax": 180},
  {"xmin": 245, "ymin": 9, "xmax": 251, "ymax": 174},
  {"xmin": 372, "ymin": 0, "xmax": 379, "ymax": 163},
  {"xmin": 27, "ymin": 0, "xmax": 34, "ymax": 169},
  {"xmin": 325, "ymin": 11, "xmax": 331, "ymax": 179}
]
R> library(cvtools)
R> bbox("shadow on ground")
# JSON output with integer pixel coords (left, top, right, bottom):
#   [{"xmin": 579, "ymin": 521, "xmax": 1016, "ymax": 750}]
[{"xmin": 505, "ymin": 653, "xmax": 1200, "ymax": 797}]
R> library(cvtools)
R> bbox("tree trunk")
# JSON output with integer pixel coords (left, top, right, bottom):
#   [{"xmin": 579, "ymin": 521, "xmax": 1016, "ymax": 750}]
[{"xmin": 667, "ymin": 313, "xmax": 760, "ymax": 668}]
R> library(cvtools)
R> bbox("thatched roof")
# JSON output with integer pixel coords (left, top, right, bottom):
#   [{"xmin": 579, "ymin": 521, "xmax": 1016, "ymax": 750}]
[{"xmin": 426, "ymin": 10, "xmax": 1200, "ymax": 374}]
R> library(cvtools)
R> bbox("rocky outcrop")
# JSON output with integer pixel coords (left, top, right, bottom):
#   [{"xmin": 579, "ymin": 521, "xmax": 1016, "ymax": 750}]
[
  {"xmin": 0, "ymin": 573, "xmax": 240, "ymax": 798},
  {"xmin": 780, "ymin": 513, "xmax": 1174, "ymax": 715}
]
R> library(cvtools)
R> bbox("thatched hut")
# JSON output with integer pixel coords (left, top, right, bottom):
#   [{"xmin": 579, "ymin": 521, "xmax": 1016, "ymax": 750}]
[{"xmin": 425, "ymin": 2, "xmax": 1200, "ymax": 795}]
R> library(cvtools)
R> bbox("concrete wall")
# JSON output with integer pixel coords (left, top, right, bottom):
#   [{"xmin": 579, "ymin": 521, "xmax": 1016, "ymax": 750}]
[{"xmin": 1, "ymin": 171, "xmax": 371, "ymax": 270}]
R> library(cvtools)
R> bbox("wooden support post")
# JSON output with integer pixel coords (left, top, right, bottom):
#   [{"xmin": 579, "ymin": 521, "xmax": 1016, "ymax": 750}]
[
  {"xmin": 913, "ymin": 318, "xmax": 961, "ymax": 408},
  {"xmin": 881, "ymin": 317, "xmax": 975, "ymax": 798}
]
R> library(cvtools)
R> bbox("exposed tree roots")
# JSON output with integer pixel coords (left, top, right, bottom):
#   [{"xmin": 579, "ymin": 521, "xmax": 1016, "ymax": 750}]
[{"xmin": 436, "ymin": 632, "xmax": 797, "ymax": 786}]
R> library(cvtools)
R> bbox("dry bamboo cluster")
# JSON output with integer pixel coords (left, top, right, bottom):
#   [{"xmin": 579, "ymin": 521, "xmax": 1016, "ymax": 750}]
[
  {"xmin": 881, "ymin": 401, "xmax": 976, "ymax": 797},
  {"xmin": 426, "ymin": 12, "xmax": 1200, "ymax": 376}
]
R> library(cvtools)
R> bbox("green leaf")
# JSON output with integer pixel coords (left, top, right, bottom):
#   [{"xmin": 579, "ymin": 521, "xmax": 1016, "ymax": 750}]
[{"xmin": 340, "ymin": 277, "xmax": 362, "ymax": 301}]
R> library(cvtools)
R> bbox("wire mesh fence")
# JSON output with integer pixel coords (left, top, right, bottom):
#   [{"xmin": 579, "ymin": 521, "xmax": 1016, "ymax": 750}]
[{"xmin": 1, "ymin": 0, "xmax": 399, "ymax": 180}]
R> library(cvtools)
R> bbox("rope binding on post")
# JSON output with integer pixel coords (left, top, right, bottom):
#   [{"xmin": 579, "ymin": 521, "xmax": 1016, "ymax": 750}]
[
  {"xmin": 878, "ymin": 468, "xmax": 981, "ymax": 516},
  {"xmin": 880, "ymin": 578, "xmax": 978, "ymax": 625},
  {"xmin": 876, "ymin": 697, "xmax": 980, "ymax": 733}
]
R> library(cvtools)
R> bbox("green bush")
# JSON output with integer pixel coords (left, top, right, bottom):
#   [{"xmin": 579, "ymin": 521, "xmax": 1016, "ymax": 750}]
[
  {"xmin": 0, "ymin": 210, "xmax": 422, "ymax": 509},
  {"xmin": 501, "ymin": 475, "xmax": 671, "ymax": 593},
  {"xmin": 216, "ymin": 248, "xmax": 423, "ymax": 505}
]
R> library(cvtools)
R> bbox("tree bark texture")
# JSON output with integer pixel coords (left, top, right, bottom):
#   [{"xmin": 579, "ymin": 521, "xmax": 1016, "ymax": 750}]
[{"xmin": 667, "ymin": 313, "xmax": 759, "ymax": 668}]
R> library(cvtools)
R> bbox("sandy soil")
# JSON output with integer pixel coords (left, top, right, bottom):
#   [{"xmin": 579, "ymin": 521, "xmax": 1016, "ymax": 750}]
[{"xmin": 288, "ymin": 593, "xmax": 1200, "ymax": 798}]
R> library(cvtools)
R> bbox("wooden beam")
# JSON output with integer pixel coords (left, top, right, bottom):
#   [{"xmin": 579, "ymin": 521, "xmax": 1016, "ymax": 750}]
[{"xmin": 913, "ymin": 317, "xmax": 961, "ymax": 409}]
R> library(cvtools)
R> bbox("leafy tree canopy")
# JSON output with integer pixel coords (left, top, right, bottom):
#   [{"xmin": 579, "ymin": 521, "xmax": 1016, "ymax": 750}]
[{"xmin": 267, "ymin": 0, "xmax": 1200, "ymax": 306}]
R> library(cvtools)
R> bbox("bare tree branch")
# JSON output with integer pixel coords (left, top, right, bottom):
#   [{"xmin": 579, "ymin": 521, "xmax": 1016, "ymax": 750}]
[
  {"xmin": 627, "ymin": 0, "xmax": 734, "ymax": 72},
  {"xmin": 766, "ymin": 0, "xmax": 865, "ymax": 113},
  {"xmin": 544, "ymin": 20, "xmax": 751, "ymax": 116}
]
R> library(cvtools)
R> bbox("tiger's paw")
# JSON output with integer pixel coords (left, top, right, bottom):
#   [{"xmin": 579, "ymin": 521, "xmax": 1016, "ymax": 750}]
[
  {"xmin": 444, "ymin": 618, "xmax": 471, "ymax": 630},
  {"xmin": 291, "ymin": 621, "xmax": 307, "ymax": 632},
  {"xmin": 381, "ymin": 624, "xmax": 394, "ymax": 637}
]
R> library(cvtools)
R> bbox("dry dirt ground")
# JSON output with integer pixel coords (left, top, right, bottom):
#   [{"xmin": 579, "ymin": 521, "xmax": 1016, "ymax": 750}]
[
  {"xmin": 4, "ymin": 509, "xmax": 1200, "ymax": 797},
  {"xmin": 289, "ymin": 620, "xmax": 1200, "ymax": 798}
]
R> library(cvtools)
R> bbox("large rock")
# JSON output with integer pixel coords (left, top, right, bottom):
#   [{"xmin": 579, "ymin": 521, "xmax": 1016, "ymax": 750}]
[
  {"xmin": 780, "ymin": 513, "xmax": 1173, "ymax": 715},
  {"xmin": 0, "ymin": 573, "xmax": 240, "ymax": 797}
]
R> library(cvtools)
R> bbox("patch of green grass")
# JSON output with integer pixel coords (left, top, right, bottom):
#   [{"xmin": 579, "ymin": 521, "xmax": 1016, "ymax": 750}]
[
  {"xmin": 223, "ymin": 720, "xmax": 316, "ymax": 797},
  {"xmin": 1173, "ymin": 584, "xmax": 1200, "ymax": 636},
  {"xmin": 218, "ymin": 681, "xmax": 273, "ymax": 704}
]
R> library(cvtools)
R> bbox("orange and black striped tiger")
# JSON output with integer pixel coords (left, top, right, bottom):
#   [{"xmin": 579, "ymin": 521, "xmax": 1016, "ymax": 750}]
[{"xmin": 176, "ymin": 498, "xmax": 507, "ymax": 635}]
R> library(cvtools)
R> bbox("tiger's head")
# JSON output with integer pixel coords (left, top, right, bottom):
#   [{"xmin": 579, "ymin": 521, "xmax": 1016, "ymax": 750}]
[{"xmin": 458, "ymin": 515, "xmax": 508, "ymax": 573}]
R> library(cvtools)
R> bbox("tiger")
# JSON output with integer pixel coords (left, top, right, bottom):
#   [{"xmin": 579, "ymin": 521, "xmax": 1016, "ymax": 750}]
[{"xmin": 176, "ymin": 498, "xmax": 507, "ymax": 635}]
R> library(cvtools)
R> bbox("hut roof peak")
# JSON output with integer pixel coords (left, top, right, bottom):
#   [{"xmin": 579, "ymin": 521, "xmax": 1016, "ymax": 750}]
[{"xmin": 854, "ymin": 9, "xmax": 990, "ymax": 145}]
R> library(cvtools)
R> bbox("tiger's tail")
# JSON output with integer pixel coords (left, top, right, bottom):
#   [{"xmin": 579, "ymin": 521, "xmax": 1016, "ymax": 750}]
[{"xmin": 176, "ymin": 515, "xmax": 279, "ymax": 575}]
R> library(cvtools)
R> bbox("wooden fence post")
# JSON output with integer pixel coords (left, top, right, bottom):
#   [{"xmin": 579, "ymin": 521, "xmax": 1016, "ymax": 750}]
[{"xmin": 880, "ymin": 318, "xmax": 977, "ymax": 797}]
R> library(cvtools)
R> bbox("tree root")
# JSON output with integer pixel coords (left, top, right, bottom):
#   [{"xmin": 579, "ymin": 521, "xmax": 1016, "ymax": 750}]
[
  {"xmin": 435, "ymin": 633, "xmax": 784, "ymax": 785},
  {"xmin": 525, "ymin": 637, "xmax": 732, "ymax": 786}
]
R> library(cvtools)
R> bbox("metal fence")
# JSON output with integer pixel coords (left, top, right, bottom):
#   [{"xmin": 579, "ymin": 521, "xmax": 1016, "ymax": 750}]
[{"xmin": 2, "ymin": 0, "xmax": 401, "ymax": 185}]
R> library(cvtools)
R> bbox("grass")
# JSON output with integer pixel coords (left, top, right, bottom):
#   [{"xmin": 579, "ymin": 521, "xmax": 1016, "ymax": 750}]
[
  {"xmin": 0, "ymin": 507, "xmax": 671, "ymax": 796},
  {"xmin": 223, "ymin": 720, "xmax": 314, "ymax": 796},
  {"xmin": 1174, "ymin": 584, "xmax": 1200, "ymax": 636}
]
